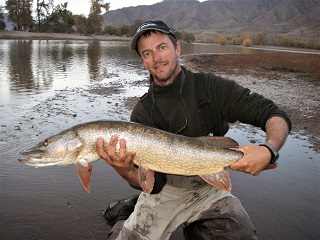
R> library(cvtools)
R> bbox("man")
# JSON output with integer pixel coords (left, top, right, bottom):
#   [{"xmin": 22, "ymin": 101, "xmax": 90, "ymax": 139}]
[{"xmin": 97, "ymin": 20, "xmax": 291, "ymax": 239}]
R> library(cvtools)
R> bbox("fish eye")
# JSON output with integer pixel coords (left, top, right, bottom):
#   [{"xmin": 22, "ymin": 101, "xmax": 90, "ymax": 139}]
[{"xmin": 42, "ymin": 140, "xmax": 49, "ymax": 147}]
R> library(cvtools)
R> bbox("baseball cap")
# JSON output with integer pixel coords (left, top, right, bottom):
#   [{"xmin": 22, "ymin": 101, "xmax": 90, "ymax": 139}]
[{"xmin": 130, "ymin": 20, "xmax": 177, "ymax": 51}]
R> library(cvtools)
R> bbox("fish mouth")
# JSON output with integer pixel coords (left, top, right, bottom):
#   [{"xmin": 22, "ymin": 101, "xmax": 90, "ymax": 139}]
[
  {"xmin": 19, "ymin": 149, "xmax": 45, "ymax": 163},
  {"xmin": 20, "ymin": 147, "xmax": 47, "ymax": 156},
  {"xmin": 18, "ymin": 156, "xmax": 63, "ymax": 167},
  {"xmin": 19, "ymin": 148, "xmax": 61, "ymax": 167}
]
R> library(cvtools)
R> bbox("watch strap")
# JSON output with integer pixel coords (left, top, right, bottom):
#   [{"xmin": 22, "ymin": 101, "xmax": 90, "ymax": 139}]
[{"xmin": 259, "ymin": 143, "xmax": 279, "ymax": 164}]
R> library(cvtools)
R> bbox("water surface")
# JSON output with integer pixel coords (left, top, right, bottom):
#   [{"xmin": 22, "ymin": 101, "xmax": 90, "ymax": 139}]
[{"xmin": 0, "ymin": 40, "xmax": 319, "ymax": 239}]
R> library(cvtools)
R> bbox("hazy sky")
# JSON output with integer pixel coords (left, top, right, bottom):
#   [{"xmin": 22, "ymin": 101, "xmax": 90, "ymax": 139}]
[{"xmin": 1, "ymin": 0, "xmax": 206, "ymax": 16}]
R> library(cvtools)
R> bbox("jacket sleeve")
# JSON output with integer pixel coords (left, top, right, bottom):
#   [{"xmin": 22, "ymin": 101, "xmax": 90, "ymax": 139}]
[{"xmin": 206, "ymin": 74, "xmax": 292, "ymax": 132}]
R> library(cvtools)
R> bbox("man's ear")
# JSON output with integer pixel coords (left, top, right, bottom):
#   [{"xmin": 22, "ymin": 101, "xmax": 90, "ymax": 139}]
[{"xmin": 176, "ymin": 41, "xmax": 181, "ymax": 57}]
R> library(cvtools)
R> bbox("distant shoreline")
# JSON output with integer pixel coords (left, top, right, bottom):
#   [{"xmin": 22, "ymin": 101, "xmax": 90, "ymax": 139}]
[
  {"xmin": 0, "ymin": 30, "xmax": 131, "ymax": 41},
  {"xmin": 2, "ymin": 30, "xmax": 319, "ymax": 54}
]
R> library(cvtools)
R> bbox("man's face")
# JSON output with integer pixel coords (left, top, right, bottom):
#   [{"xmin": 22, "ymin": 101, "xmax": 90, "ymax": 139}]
[{"xmin": 137, "ymin": 32, "xmax": 181, "ymax": 86}]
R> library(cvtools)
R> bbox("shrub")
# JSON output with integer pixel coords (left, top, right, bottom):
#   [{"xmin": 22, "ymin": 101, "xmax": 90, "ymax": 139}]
[
  {"xmin": 228, "ymin": 36, "xmax": 242, "ymax": 45},
  {"xmin": 242, "ymin": 38, "xmax": 253, "ymax": 47},
  {"xmin": 217, "ymin": 35, "xmax": 228, "ymax": 45}
]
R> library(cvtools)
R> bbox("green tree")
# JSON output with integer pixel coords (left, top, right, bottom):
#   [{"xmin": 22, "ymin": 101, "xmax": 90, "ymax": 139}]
[
  {"xmin": 74, "ymin": 14, "xmax": 87, "ymax": 34},
  {"xmin": 42, "ymin": 2, "xmax": 74, "ymax": 33},
  {"xmin": 102, "ymin": 25, "xmax": 117, "ymax": 35},
  {"xmin": 6, "ymin": 0, "xmax": 33, "ymax": 31},
  {"xmin": 128, "ymin": 19, "xmax": 144, "ymax": 36},
  {"xmin": 0, "ymin": 7, "xmax": 6, "ymax": 30},
  {"xmin": 87, "ymin": 0, "xmax": 109, "ymax": 34},
  {"xmin": 35, "ymin": 0, "xmax": 53, "ymax": 32}
]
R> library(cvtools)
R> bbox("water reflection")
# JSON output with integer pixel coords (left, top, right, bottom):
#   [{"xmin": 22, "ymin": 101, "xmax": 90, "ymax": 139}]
[
  {"xmin": 1, "ymin": 40, "xmax": 265, "ymax": 98},
  {"xmin": 8, "ymin": 40, "xmax": 35, "ymax": 93},
  {"xmin": 87, "ymin": 41, "xmax": 102, "ymax": 81}
]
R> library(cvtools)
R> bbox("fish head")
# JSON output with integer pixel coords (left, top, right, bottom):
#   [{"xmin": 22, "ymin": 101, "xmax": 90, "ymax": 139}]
[{"xmin": 19, "ymin": 130, "xmax": 83, "ymax": 167}]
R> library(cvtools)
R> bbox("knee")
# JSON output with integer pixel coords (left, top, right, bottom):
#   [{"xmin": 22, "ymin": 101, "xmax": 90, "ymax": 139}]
[
  {"xmin": 183, "ymin": 197, "xmax": 258, "ymax": 239},
  {"xmin": 184, "ymin": 219, "xmax": 257, "ymax": 240}
]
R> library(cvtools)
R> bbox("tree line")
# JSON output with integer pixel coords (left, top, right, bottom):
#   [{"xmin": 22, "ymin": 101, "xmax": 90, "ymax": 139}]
[
  {"xmin": 206, "ymin": 31, "xmax": 319, "ymax": 50},
  {"xmin": 1, "ymin": 0, "xmax": 109, "ymax": 34},
  {"xmin": 102, "ymin": 20, "xmax": 195, "ymax": 43}
]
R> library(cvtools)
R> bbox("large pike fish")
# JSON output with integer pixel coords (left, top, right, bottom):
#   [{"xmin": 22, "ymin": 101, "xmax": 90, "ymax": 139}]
[{"xmin": 19, "ymin": 120, "xmax": 244, "ymax": 193}]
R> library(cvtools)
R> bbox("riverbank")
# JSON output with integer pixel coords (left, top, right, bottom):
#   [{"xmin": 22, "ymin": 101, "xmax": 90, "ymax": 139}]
[{"xmin": 0, "ymin": 30, "xmax": 130, "ymax": 41}]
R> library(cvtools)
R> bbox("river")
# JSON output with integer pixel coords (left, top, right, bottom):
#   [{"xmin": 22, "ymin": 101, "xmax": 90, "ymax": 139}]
[{"xmin": 0, "ymin": 40, "xmax": 319, "ymax": 239}]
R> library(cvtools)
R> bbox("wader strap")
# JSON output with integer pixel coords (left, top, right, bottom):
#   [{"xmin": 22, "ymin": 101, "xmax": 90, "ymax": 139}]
[
  {"xmin": 140, "ymin": 93, "xmax": 168, "ymax": 131},
  {"xmin": 194, "ymin": 73, "xmax": 215, "ymax": 134}
]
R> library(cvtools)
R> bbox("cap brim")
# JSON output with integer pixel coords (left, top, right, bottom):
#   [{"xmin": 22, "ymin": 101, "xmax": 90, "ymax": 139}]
[{"xmin": 130, "ymin": 28, "xmax": 173, "ymax": 51}]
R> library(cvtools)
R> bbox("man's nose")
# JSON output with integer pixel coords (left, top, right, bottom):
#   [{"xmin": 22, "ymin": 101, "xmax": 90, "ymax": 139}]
[{"xmin": 153, "ymin": 50, "xmax": 162, "ymax": 61}]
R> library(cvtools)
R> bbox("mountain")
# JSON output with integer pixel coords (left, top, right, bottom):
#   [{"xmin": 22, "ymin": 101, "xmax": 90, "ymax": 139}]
[{"xmin": 103, "ymin": 0, "xmax": 320, "ymax": 40}]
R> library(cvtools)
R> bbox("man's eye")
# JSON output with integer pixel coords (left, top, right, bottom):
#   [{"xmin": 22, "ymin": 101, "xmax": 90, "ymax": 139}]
[
  {"xmin": 160, "ymin": 45, "xmax": 167, "ymax": 50},
  {"xmin": 143, "ymin": 52, "xmax": 151, "ymax": 58}
]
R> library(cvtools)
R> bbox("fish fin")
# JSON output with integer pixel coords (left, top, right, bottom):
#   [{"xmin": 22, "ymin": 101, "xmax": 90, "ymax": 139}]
[
  {"xmin": 197, "ymin": 136, "xmax": 239, "ymax": 148},
  {"xmin": 200, "ymin": 168, "xmax": 232, "ymax": 192},
  {"xmin": 263, "ymin": 163, "xmax": 278, "ymax": 170},
  {"xmin": 76, "ymin": 160, "xmax": 92, "ymax": 193},
  {"xmin": 138, "ymin": 167, "xmax": 155, "ymax": 194}
]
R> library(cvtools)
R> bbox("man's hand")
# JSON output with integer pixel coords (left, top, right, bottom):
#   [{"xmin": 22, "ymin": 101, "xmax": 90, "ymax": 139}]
[
  {"xmin": 96, "ymin": 136, "xmax": 141, "ymax": 189},
  {"xmin": 230, "ymin": 116, "xmax": 289, "ymax": 176},
  {"xmin": 229, "ymin": 145, "xmax": 277, "ymax": 176}
]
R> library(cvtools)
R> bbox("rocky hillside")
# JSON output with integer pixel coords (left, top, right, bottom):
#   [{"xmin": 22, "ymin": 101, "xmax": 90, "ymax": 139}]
[{"xmin": 103, "ymin": 0, "xmax": 320, "ymax": 40}]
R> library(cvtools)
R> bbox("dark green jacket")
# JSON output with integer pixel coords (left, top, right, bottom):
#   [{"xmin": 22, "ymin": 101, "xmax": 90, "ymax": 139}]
[
  {"xmin": 131, "ymin": 66, "xmax": 291, "ymax": 136},
  {"xmin": 130, "ymin": 66, "xmax": 291, "ymax": 193}
]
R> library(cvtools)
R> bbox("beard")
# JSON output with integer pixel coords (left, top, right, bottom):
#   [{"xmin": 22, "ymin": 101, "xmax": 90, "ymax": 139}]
[{"xmin": 151, "ymin": 59, "xmax": 180, "ymax": 84}]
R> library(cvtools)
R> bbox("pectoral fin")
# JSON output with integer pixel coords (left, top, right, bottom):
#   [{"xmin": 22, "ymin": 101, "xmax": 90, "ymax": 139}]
[
  {"xmin": 76, "ymin": 160, "xmax": 92, "ymax": 193},
  {"xmin": 200, "ymin": 168, "xmax": 232, "ymax": 192},
  {"xmin": 138, "ymin": 166, "xmax": 155, "ymax": 194}
]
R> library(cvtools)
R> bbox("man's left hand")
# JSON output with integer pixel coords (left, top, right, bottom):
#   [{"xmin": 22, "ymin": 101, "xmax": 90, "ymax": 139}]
[{"xmin": 229, "ymin": 145, "xmax": 277, "ymax": 176}]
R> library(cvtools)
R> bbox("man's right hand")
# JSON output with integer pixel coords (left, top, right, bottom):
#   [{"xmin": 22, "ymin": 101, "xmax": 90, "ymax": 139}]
[{"xmin": 96, "ymin": 136, "xmax": 141, "ymax": 189}]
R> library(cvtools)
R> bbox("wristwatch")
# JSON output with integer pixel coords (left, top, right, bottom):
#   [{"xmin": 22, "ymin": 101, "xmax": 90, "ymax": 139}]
[{"xmin": 259, "ymin": 143, "xmax": 279, "ymax": 164}]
